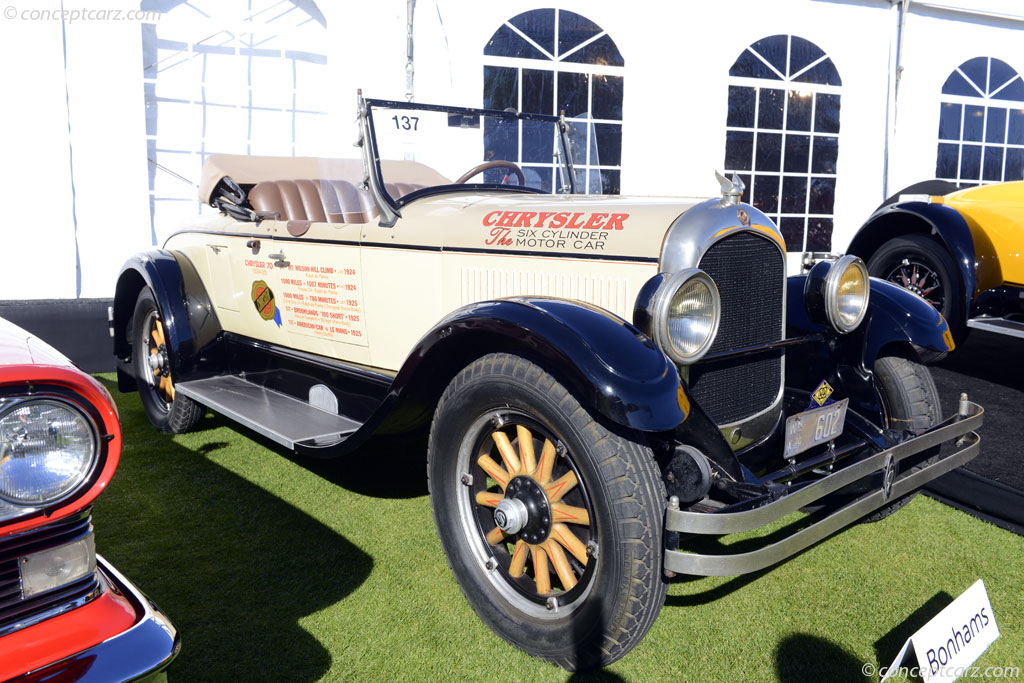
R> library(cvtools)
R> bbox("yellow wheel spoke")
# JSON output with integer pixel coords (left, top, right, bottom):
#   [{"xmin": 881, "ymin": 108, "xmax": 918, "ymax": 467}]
[
  {"xmin": 153, "ymin": 367, "xmax": 161, "ymax": 377},
  {"xmin": 536, "ymin": 438, "xmax": 556, "ymax": 483},
  {"xmin": 543, "ymin": 539, "xmax": 577, "ymax": 590},
  {"xmin": 509, "ymin": 540, "xmax": 528, "ymax": 577},
  {"xmin": 485, "ymin": 526, "xmax": 505, "ymax": 545},
  {"xmin": 551, "ymin": 523, "xmax": 589, "ymax": 565},
  {"xmin": 516, "ymin": 425, "xmax": 537, "ymax": 474},
  {"xmin": 491, "ymin": 430, "xmax": 521, "ymax": 475},
  {"xmin": 544, "ymin": 471, "xmax": 577, "ymax": 503},
  {"xmin": 475, "ymin": 491, "xmax": 504, "ymax": 508},
  {"xmin": 476, "ymin": 454, "xmax": 511, "ymax": 490},
  {"xmin": 551, "ymin": 503, "xmax": 590, "ymax": 526},
  {"xmin": 533, "ymin": 545, "xmax": 551, "ymax": 594},
  {"xmin": 151, "ymin": 321, "xmax": 165, "ymax": 347}
]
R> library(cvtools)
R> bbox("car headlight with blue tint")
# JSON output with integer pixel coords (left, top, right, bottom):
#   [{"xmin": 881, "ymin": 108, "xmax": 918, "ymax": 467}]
[{"xmin": 0, "ymin": 399, "xmax": 99, "ymax": 506}]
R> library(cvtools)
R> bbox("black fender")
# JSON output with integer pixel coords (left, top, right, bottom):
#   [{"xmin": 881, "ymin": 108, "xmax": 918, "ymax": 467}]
[
  {"xmin": 786, "ymin": 274, "xmax": 952, "ymax": 423},
  {"xmin": 374, "ymin": 297, "xmax": 689, "ymax": 436},
  {"xmin": 113, "ymin": 249, "xmax": 221, "ymax": 391},
  {"xmin": 847, "ymin": 202, "xmax": 976, "ymax": 321}
]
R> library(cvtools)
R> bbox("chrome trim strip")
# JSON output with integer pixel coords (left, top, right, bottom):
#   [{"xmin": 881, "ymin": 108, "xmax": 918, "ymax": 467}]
[
  {"xmin": 13, "ymin": 556, "xmax": 180, "ymax": 683},
  {"xmin": 666, "ymin": 401, "xmax": 983, "ymax": 536},
  {"xmin": 664, "ymin": 430, "xmax": 980, "ymax": 577}
]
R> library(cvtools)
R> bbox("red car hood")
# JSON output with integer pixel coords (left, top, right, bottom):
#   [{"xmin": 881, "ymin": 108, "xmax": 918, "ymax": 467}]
[{"xmin": 0, "ymin": 317, "xmax": 74, "ymax": 368}]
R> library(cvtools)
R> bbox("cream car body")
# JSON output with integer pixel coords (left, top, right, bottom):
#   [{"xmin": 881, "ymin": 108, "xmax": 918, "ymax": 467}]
[{"xmin": 112, "ymin": 96, "xmax": 982, "ymax": 671}]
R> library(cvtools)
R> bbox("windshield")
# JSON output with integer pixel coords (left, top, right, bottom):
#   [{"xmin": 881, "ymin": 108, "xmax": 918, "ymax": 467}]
[{"xmin": 365, "ymin": 99, "xmax": 577, "ymax": 202}]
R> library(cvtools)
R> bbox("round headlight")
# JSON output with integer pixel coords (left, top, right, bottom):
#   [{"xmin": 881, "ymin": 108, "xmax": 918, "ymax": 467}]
[
  {"xmin": 652, "ymin": 269, "xmax": 721, "ymax": 364},
  {"xmin": 825, "ymin": 255, "xmax": 870, "ymax": 333},
  {"xmin": 0, "ymin": 399, "xmax": 98, "ymax": 505}
]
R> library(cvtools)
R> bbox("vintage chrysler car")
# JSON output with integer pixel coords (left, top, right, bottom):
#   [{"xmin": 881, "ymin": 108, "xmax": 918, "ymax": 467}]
[
  {"xmin": 0, "ymin": 317, "xmax": 179, "ymax": 681},
  {"xmin": 848, "ymin": 179, "xmax": 1024, "ymax": 354},
  {"xmin": 111, "ymin": 95, "xmax": 983, "ymax": 669}
]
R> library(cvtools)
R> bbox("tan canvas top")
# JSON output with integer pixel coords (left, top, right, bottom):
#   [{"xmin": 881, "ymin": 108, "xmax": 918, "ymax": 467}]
[{"xmin": 198, "ymin": 154, "xmax": 451, "ymax": 205}]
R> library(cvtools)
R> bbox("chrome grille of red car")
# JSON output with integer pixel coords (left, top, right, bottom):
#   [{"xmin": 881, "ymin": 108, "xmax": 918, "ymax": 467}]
[
  {"xmin": 689, "ymin": 231, "xmax": 785, "ymax": 425},
  {"xmin": 0, "ymin": 512, "xmax": 99, "ymax": 633}
]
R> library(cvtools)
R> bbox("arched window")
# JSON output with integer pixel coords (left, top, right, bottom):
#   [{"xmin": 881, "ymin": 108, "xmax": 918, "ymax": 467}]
[
  {"xmin": 723, "ymin": 35, "xmax": 841, "ymax": 252},
  {"xmin": 141, "ymin": 0, "xmax": 328, "ymax": 242},
  {"xmin": 482, "ymin": 9, "xmax": 624, "ymax": 194},
  {"xmin": 936, "ymin": 57, "xmax": 1024, "ymax": 185}
]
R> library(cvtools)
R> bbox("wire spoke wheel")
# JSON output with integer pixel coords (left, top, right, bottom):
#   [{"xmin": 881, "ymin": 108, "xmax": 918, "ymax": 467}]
[{"xmin": 884, "ymin": 258, "xmax": 944, "ymax": 309}]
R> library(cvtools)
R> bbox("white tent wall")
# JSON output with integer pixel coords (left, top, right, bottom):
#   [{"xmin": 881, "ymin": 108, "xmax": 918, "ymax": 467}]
[
  {"xmin": 0, "ymin": 13, "xmax": 79, "ymax": 299},
  {"xmin": 0, "ymin": 0, "xmax": 1021, "ymax": 300},
  {"xmin": 890, "ymin": 5, "xmax": 1024, "ymax": 194}
]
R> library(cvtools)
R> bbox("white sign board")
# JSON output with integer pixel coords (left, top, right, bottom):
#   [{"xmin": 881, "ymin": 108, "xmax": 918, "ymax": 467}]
[{"xmin": 881, "ymin": 579, "xmax": 999, "ymax": 683}]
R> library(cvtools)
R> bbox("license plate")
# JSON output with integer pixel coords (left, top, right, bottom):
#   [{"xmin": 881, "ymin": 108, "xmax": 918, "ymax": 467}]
[{"xmin": 783, "ymin": 398, "xmax": 849, "ymax": 459}]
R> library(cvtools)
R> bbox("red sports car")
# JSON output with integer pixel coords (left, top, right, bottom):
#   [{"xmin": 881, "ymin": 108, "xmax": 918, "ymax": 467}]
[{"xmin": 0, "ymin": 317, "xmax": 179, "ymax": 681}]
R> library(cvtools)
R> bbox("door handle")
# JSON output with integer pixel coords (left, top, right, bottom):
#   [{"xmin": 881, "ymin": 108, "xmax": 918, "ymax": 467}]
[{"xmin": 268, "ymin": 252, "xmax": 290, "ymax": 267}]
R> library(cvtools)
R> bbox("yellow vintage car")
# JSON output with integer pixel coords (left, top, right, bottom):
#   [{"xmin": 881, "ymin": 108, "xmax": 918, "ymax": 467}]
[
  {"xmin": 849, "ymin": 179, "xmax": 1024, "ymax": 350},
  {"xmin": 110, "ymin": 95, "xmax": 983, "ymax": 670}
]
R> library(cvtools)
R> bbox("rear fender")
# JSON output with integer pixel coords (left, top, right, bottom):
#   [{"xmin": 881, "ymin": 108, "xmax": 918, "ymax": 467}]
[{"xmin": 113, "ymin": 250, "xmax": 220, "ymax": 391}]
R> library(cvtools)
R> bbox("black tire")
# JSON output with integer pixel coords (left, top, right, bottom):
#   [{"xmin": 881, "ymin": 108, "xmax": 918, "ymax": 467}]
[
  {"xmin": 861, "ymin": 355, "xmax": 942, "ymax": 522},
  {"xmin": 867, "ymin": 233, "xmax": 962, "ymax": 362},
  {"xmin": 427, "ymin": 353, "xmax": 666, "ymax": 671},
  {"xmin": 132, "ymin": 288, "xmax": 204, "ymax": 433}
]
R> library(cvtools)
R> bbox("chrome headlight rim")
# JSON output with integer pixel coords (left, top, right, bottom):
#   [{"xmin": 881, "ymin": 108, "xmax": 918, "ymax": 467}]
[
  {"xmin": 651, "ymin": 268, "xmax": 722, "ymax": 365},
  {"xmin": 824, "ymin": 255, "xmax": 870, "ymax": 334},
  {"xmin": 0, "ymin": 396, "xmax": 101, "ymax": 507}
]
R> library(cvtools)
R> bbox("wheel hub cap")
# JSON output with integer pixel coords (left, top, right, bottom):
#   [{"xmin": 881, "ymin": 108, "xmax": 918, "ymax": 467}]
[
  {"xmin": 494, "ymin": 497, "xmax": 528, "ymax": 535},
  {"xmin": 503, "ymin": 476, "xmax": 552, "ymax": 544}
]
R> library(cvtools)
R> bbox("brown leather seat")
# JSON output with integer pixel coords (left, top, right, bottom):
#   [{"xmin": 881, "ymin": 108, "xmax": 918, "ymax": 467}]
[{"xmin": 249, "ymin": 179, "xmax": 424, "ymax": 232}]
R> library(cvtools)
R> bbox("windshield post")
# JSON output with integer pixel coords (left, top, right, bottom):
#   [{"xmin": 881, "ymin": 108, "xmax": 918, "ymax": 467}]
[
  {"xmin": 357, "ymin": 91, "xmax": 401, "ymax": 227},
  {"xmin": 556, "ymin": 112, "xmax": 578, "ymax": 195}
]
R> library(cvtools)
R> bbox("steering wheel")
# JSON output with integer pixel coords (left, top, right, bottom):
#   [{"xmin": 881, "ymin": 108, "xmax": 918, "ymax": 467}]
[{"xmin": 455, "ymin": 160, "xmax": 526, "ymax": 185}]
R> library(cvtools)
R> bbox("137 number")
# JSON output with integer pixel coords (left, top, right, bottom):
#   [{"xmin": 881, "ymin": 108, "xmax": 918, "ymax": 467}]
[{"xmin": 392, "ymin": 115, "xmax": 419, "ymax": 131}]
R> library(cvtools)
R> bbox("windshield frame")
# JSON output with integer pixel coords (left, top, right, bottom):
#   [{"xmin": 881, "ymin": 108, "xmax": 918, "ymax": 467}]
[{"xmin": 359, "ymin": 95, "xmax": 578, "ymax": 226}]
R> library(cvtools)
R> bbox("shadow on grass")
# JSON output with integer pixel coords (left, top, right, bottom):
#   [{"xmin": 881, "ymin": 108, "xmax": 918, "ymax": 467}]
[
  {"xmin": 664, "ymin": 567, "xmax": 773, "ymax": 607},
  {"xmin": 208, "ymin": 413, "xmax": 431, "ymax": 500},
  {"xmin": 775, "ymin": 633, "xmax": 865, "ymax": 682},
  {"xmin": 873, "ymin": 592, "xmax": 953, "ymax": 674},
  {"xmin": 94, "ymin": 378, "xmax": 373, "ymax": 682}
]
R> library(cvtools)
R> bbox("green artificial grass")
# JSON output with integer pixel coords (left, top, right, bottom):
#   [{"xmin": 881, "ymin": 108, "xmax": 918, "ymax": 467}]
[{"xmin": 91, "ymin": 375, "xmax": 1023, "ymax": 682}]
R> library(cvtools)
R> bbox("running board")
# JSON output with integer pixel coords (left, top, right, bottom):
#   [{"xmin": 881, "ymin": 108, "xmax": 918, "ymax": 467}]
[
  {"xmin": 176, "ymin": 375, "xmax": 362, "ymax": 450},
  {"xmin": 967, "ymin": 317, "xmax": 1024, "ymax": 339}
]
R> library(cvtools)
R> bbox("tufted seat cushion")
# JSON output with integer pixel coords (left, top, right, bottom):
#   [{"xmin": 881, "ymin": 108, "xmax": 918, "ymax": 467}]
[{"xmin": 248, "ymin": 179, "xmax": 424, "ymax": 235}]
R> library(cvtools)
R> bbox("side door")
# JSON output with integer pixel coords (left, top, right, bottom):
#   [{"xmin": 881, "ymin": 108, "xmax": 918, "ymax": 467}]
[
  {"xmin": 267, "ymin": 220, "xmax": 372, "ymax": 366},
  {"xmin": 202, "ymin": 221, "xmax": 293, "ymax": 348}
]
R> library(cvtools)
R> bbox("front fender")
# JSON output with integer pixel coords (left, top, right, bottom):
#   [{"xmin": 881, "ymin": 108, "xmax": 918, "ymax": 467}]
[
  {"xmin": 378, "ymin": 297, "xmax": 688, "ymax": 435},
  {"xmin": 848, "ymin": 202, "xmax": 976, "ymax": 318},
  {"xmin": 862, "ymin": 277, "xmax": 955, "ymax": 362},
  {"xmin": 113, "ymin": 250, "xmax": 220, "ymax": 390},
  {"xmin": 787, "ymin": 274, "xmax": 953, "ymax": 365}
]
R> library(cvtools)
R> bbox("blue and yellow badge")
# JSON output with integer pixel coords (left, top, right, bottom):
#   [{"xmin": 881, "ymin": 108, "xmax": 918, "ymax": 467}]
[
  {"xmin": 251, "ymin": 280, "xmax": 282, "ymax": 327},
  {"xmin": 810, "ymin": 380, "xmax": 834, "ymax": 408}
]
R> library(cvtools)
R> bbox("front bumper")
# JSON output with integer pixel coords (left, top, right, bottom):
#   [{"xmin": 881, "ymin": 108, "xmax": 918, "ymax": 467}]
[
  {"xmin": 664, "ymin": 400, "xmax": 984, "ymax": 576},
  {"xmin": 14, "ymin": 555, "xmax": 180, "ymax": 682}
]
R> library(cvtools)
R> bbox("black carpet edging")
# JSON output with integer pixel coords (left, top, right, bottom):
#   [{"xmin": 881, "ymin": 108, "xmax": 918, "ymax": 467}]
[{"xmin": 924, "ymin": 468, "xmax": 1024, "ymax": 537}]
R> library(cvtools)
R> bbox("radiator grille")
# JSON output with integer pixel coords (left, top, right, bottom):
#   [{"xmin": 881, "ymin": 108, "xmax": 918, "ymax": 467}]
[
  {"xmin": 689, "ymin": 232, "xmax": 784, "ymax": 425},
  {"xmin": 0, "ymin": 512, "xmax": 98, "ymax": 633}
]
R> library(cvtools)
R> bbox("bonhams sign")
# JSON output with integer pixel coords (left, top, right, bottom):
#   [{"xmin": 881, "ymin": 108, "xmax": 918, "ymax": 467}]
[{"xmin": 881, "ymin": 579, "xmax": 999, "ymax": 683}]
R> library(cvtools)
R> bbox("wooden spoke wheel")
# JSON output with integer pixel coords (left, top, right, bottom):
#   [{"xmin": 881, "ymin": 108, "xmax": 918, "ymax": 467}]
[
  {"xmin": 469, "ymin": 415, "xmax": 595, "ymax": 603},
  {"xmin": 428, "ymin": 353, "xmax": 666, "ymax": 671},
  {"xmin": 132, "ymin": 288, "xmax": 203, "ymax": 434}
]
